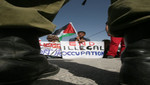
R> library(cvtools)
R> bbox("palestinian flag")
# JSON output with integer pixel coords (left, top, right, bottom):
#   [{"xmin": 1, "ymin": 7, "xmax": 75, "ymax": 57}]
[{"xmin": 53, "ymin": 22, "xmax": 77, "ymax": 41}]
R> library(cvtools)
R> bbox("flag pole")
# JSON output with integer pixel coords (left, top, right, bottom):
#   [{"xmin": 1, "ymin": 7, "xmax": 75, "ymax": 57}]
[{"xmin": 69, "ymin": 22, "xmax": 81, "ymax": 41}]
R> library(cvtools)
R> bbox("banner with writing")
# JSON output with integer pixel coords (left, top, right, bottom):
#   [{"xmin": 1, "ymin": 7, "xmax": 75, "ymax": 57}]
[
  {"xmin": 40, "ymin": 41, "xmax": 62, "ymax": 57},
  {"xmin": 61, "ymin": 41, "xmax": 104, "ymax": 59}
]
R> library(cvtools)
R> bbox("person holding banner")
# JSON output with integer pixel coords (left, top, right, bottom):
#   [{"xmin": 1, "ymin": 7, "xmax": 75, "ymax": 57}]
[
  {"xmin": 108, "ymin": 0, "xmax": 150, "ymax": 85},
  {"xmin": 0, "ymin": 0, "xmax": 69, "ymax": 85},
  {"xmin": 69, "ymin": 31, "xmax": 90, "ymax": 43}
]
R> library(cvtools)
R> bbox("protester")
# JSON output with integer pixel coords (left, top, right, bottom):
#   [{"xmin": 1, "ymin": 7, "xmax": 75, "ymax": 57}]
[
  {"xmin": 105, "ymin": 23, "xmax": 125, "ymax": 58},
  {"xmin": 69, "ymin": 31, "xmax": 90, "ymax": 43},
  {"xmin": 46, "ymin": 34, "xmax": 61, "ymax": 58},
  {"xmin": 108, "ymin": 0, "xmax": 150, "ymax": 85},
  {"xmin": 0, "ymin": 0, "xmax": 69, "ymax": 85}
]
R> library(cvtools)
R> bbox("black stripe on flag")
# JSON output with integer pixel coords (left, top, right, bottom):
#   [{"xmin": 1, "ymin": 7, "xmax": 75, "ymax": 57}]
[{"xmin": 52, "ymin": 23, "xmax": 69, "ymax": 35}]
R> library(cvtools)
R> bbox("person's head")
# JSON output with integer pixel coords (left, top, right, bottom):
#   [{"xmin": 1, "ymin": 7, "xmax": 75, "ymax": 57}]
[
  {"xmin": 47, "ymin": 35, "xmax": 59, "ymax": 42},
  {"xmin": 77, "ymin": 31, "xmax": 86, "ymax": 38}
]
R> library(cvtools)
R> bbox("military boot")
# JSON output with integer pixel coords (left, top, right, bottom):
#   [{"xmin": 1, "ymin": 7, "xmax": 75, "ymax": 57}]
[
  {"xmin": 119, "ymin": 24, "xmax": 150, "ymax": 85},
  {"xmin": 0, "ymin": 29, "xmax": 59, "ymax": 85}
]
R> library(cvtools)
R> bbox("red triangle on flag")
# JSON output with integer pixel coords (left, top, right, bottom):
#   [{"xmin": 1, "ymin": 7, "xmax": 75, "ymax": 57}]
[{"xmin": 63, "ymin": 23, "xmax": 76, "ymax": 33}]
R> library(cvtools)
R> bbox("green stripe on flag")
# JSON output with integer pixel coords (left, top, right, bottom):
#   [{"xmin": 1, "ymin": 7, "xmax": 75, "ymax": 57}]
[{"xmin": 59, "ymin": 33, "xmax": 75, "ymax": 41}]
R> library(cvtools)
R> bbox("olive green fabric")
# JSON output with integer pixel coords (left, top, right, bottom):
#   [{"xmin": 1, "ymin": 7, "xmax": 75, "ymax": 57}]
[
  {"xmin": 0, "ymin": 0, "xmax": 69, "ymax": 37},
  {"xmin": 108, "ymin": 0, "xmax": 150, "ymax": 37}
]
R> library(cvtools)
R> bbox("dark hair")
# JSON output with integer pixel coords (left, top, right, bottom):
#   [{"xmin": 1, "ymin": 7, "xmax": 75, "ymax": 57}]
[
  {"xmin": 78, "ymin": 31, "xmax": 86, "ymax": 34},
  {"xmin": 47, "ymin": 34, "xmax": 59, "ymax": 42}
]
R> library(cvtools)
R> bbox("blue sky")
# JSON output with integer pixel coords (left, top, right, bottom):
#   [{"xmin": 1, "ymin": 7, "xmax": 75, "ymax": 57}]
[{"xmin": 40, "ymin": 0, "xmax": 111, "ymax": 41}]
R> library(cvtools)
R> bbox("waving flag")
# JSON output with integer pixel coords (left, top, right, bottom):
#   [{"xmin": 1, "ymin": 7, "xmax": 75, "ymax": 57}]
[{"xmin": 53, "ymin": 22, "xmax": 77, "ymax": 41}]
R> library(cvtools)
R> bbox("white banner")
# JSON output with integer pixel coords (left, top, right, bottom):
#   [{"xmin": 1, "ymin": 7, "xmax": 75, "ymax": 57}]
[
  {"xmin": 61, "ymin": 41, "xmax": 104, "ymax": 59},
  {"xmin": 40, "ymin": 41, "xmax": 62, "ymax": 57}
]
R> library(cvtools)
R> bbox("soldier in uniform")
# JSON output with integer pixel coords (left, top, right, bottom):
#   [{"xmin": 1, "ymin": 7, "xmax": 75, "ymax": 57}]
[
  {"xmin": 108, "ymin": 0, "xmax": 150, "ymax": 85},
  {"xmin": 0, "ymin": 0, "xmax": 69, "ymax": 85}
]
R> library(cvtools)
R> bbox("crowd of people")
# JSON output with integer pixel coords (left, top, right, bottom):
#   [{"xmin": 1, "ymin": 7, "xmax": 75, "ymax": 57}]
[{"xmin": 47, "ymin": 29, "xmax": 123, "ymax": 59}]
